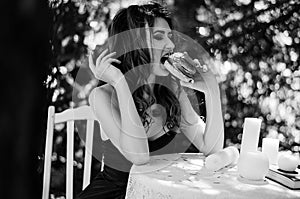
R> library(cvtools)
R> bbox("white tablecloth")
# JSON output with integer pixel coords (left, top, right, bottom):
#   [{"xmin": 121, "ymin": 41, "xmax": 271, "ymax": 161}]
[{"xmin": 125, "ymin": 153, "xmax": 300, "ymax": 199}]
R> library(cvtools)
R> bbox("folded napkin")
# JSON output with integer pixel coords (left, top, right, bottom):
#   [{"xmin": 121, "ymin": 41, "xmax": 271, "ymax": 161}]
[{"xmin": 205, "ymin": 146, "xmax": 239, "ymax": 171}]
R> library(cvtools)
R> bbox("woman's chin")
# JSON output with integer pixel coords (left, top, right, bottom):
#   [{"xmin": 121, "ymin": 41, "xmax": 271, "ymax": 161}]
[
  {"xmin": 158, "ymin": 71, "xmax": 170, "ymax": 76},
  {"xmin": 158, "ymin": 63, "xmax": 170, "ymax": 76},
  {"xmin": 151, "ymin": 63, "xmax": 170, "ymax": 77}
]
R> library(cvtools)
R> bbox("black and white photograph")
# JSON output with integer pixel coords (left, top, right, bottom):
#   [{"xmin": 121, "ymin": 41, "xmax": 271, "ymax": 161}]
[{"xmin": 1, "ymin": 0, "xmax": 300, "ymax": 199}]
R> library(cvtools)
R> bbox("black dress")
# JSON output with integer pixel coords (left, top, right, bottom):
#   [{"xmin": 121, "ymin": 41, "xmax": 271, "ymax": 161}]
[{"xmin": 76, "ymin": 131, "xmax": 179, "ymax": 199}]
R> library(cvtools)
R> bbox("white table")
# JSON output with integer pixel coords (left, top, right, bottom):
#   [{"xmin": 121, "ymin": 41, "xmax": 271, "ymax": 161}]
[{"xmin": 125, "ymin": 153, "xmax": 300, "ymax": 199}]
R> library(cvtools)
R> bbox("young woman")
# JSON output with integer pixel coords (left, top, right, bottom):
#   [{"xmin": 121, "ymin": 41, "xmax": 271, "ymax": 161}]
[{"xmin": 77, "ymin": 2, "xmax": 224, "ymax": 199}]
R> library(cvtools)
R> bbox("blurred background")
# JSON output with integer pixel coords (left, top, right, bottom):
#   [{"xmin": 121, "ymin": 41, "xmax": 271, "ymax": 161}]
[{"xmin": 42, "ymin": 0, "xmax": 299, "ymax": 198}]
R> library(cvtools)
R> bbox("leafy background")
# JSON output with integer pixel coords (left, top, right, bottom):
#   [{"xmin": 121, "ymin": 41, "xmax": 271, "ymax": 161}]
[{"xmin": 43, "ymin": 0, "xmax": 300, "ymax": 197}]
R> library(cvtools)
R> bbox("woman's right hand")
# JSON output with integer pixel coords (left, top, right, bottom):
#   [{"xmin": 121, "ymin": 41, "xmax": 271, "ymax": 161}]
[{"xmin": 89, "ymin": 49, "xmax": 123, "ymax": 86}]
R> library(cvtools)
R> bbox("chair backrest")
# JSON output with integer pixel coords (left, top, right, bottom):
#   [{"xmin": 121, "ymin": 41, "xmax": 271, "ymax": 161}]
[{"xmin": 42, "ymin": 105, "xmax": 97, "ymax": 199}]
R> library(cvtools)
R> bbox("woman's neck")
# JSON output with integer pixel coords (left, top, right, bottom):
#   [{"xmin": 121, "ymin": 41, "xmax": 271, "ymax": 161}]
[
  {"xmin": 147, "ymin": 74, "xmax": 156, "ymax": 84},
  {"xmin": 147, "ymin": 74, "xmax": 156, "ymax": 91}
]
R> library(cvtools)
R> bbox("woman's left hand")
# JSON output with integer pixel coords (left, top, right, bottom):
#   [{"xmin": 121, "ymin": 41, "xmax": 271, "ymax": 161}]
[{"xmin": 180, "ymin": 59, "xmax": 219, "ymax": 94}]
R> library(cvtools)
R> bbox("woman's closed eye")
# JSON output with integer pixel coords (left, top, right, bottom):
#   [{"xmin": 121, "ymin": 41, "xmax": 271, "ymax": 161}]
[
  {"xmin": 153, "ymin": 33, "xmax": 173, "ymax": 41},
  {"xmin": 153, "ymin": 34, "xmax": 164, "ymax": 41}
]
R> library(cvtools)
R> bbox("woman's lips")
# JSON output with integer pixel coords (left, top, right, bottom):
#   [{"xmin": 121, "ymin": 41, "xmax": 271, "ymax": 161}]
[{"xmin": 160, "ymin": 55, "xmax": 169, "ymax": 64}]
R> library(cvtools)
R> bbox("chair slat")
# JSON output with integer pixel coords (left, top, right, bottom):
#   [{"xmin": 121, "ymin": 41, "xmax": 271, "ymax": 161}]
[
  {"xmin": 82, "ymin": 120, "xmax": 94, "ymax": 189},
  {"xmin": 43, "ymin": 105, "xmax": 98, "ymax": 199},
  {"xmin": 55, "ymin": 105, "xmax": 96, "ymax": 124},
  {"xmin": 42, "ymin": 106, "xmax": 55, "ymax": 199},
  {"xmin": 66, "ymin": 120, "xmax": 74, "ymax": 199}
]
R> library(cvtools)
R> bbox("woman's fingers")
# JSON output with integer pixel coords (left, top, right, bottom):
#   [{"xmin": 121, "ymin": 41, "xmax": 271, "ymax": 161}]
[
  {"xmin": 95, "ymin": 49, "xmax": 109, "ymax": 67},
  {"xmin": 179, "ymin": 80, "xmax": 191, "ymax": 88},
  {"xmin": 194, "ymin": 59, "xmax": 208, "ymax": 73},
  {"xmin": 102, "ymin": 51, "xmax": 117, "ymax": 62},
  {"xmin": 89, "ymin": 48, "xmax": 121, "ymax": 81},
  {"xmin": 95, "ymin": 51, "xmax": 120, "ymax": 69},
  {"xmin": 107, "ymin": 58, "xmax": 121, "ymax": 64},
  {"xmin": 202, "ymin": 65, "xmax": 208, "ymax": 72},
  {"xmin": 98, "ymin": 48, "xmax": 108, "ymax": 59},
  {"xmin": 88, "ymin": 54, "xmax": 96, "ymax": 73},
  {"xmin": 193, "ymin": 59, "xmax": 201, "ymax": 67},
  {"xmin": 180, "ymin": 81, "xmax": 198, "ymax": 90},
  {"xmin": 180, "ymin": 80, "xmax": 207, "ymax": 93},
  {"xmin": 95, "ymin": 58, "xmax": 120, "ymax": 78}
]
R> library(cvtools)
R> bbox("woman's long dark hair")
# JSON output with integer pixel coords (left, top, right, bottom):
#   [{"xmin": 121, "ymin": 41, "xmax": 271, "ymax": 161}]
[{"xmin": 108, "ymin": 2, "xmax": 181, "ymax": 133}]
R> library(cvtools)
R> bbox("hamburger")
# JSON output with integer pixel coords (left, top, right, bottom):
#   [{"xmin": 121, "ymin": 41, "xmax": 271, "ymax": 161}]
[{"xmin": 163, "ymin": 52, "xmax": 197, "ymax": 83}]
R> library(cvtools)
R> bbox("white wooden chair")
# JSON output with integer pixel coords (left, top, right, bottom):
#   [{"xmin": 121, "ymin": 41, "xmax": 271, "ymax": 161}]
[{"xmin": 42, "ymin": 105, "xmax": 97, "ymax": 199}]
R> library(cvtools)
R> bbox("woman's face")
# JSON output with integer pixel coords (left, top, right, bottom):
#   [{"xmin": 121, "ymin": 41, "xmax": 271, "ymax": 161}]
[{"xmin": 147, "ymin": 17, "xmax": 175, "ymax": 77}]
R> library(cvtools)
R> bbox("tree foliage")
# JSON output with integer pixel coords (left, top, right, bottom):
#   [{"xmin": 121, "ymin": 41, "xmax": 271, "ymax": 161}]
[{"xmin": 190, "ymin": 0, "xmax": 300, "ymax": 151}]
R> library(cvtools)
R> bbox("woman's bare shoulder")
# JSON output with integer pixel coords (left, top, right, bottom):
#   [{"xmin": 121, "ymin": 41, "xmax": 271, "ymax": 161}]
[{"xmin": 89, "ymin": 84, "xmax": 118, "ymax": 106}]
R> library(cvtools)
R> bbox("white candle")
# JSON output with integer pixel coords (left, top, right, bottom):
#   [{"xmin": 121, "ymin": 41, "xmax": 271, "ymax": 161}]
[
  {"xmin": 262, "ymin": 138, "xmax": 279, "ymax": 165},
  {"xmin": 240, "ymin": 118, "xmax": 262, "ymax": 155}
]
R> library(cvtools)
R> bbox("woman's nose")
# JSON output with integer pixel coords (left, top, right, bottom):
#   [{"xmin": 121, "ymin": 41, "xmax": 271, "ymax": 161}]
[{"xmin": 166, "ymin": 37, "xmax": 175, "ymax": 51}]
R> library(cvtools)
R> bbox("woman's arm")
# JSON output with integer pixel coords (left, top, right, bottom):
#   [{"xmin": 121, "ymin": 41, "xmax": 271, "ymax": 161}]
[
  {"xmin": 88, "ymin": 50, "xmax": 149, "ymax": 165},
  {"xmin": 89, "ymin": 77, "xmax": 150, "ymax": 165},
  {"xmin": 179, "ymin": 71, "xmax": 224, "ymax": 156}
]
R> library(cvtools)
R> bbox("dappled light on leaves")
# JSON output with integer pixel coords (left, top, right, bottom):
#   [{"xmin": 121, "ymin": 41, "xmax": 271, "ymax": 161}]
[{"xmin": 194, "ymin": 0, "xmax": 300, "ymax": 152}]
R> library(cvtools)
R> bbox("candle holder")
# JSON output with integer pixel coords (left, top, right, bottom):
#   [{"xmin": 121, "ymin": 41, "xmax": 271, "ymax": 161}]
[{"xmin": 237, "ymin": 151, "xmax": 269, "ymax": 185}]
